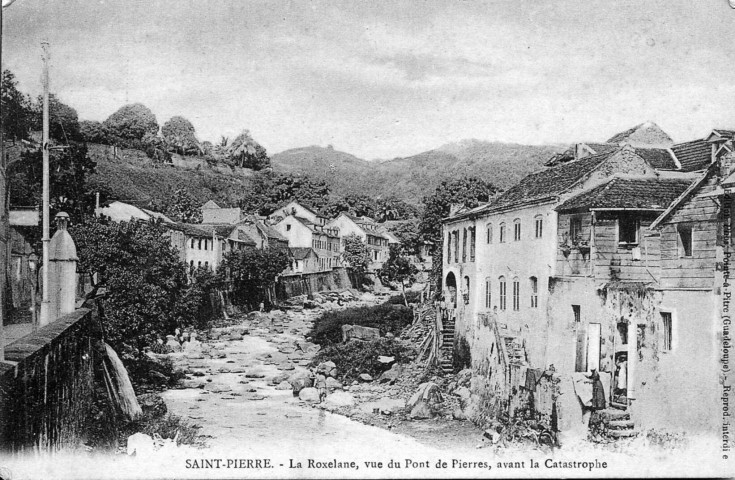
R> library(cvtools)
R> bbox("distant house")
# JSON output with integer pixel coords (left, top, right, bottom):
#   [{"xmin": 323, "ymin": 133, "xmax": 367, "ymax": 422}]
[
  {"xmin": 273, "ymin": 214, "xmax": 341, "ymax": 271},
  {"xmin": 269, "ymin": 200, "xmax": 328, "ymax": 226},
  {"xmin": 287, "ymin": 247, "xmax": 320, "ymax": 274},
  {"xmin": 97, "ymin": 200, "xmax": 174, "ymax": 224},
  {"xmin": 166, "ymin": 223, "xmax": 257, "ymax": 273},
  {"xmin": 326, "ymin": 213, "xmax": 390, "ymax": 270},
  {"xmin": 201, "ymin": 200, "xmax": 245, "ymax": 224}
]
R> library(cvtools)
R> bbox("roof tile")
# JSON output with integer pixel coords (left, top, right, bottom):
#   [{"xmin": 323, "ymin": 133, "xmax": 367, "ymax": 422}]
[{"xmin": 556, "ymin": 177, "xmax": 693, "ymax": 212}]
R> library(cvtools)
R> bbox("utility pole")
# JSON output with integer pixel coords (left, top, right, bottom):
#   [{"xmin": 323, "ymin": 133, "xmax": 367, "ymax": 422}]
[
  {"xmin": 0, "ymin": 0, "xmax": 5, "ymax": 361},
  {"xmin": 39, "ymin": 40, "xmax": 50, "ymax": 326}
]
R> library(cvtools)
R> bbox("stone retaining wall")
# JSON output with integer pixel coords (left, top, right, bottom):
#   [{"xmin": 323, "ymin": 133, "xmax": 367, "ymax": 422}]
[{"xmin": 0, "ymin": 308, "xmax": 94, "ymax": 452}]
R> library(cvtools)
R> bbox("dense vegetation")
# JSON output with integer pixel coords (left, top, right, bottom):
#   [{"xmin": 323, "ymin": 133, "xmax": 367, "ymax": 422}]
[{"xmin": 308, "ymin": 302, "xmax": 413, "ymax": 346}]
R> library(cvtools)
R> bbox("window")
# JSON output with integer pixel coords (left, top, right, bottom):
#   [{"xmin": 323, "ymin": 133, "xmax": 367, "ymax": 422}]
[
  {"xmin": 618, "ymin": 214, "xmax": 639, "ymax": 244},
  {"xmin": 661, "ymin": 312, "xmax": 673, "ymax": 351},
  {"xmin": 470, "ymin": 227, "xmax": 476, "ymax": 261},
  {"xmin": 535, "ymin": 215, "xmax": 543, "ymax": 239},
  {"xmin": 572, "ymin": 304, "xmax": 581, "ymax": 323},
  {"xmin": 678, "ymin": 225, "xmax": 693, "ymax": 257},
  {"xmin": 499, "ymin": 276, "xmax": 507, "ymax": 310},
  {"xmin": 198, "ymin": 239, "xmax": 202, "ymax": 250},
  {"xmin": 530, "ymin": 276, "xmax": 538, "ymax": 308},
  {"xmin": 286, "ymin": 224, "xmax": 291, "ymax": 231},
  {"xmin": 485, "ymin": 278, "xmax": 492, "ymax": 309},
  {"xmin": 190, "ymin": 239, "xmax": 195, "ymax": 249},
  {"xmin": 486, "ymin": 224, "xmax": 493, "ymax": 244},
  {"xmin": 453, "ymin": 230, "xmax": 459, "ymax": 263},
  {"xmin": 499, "ymin": 223, "xmax": 506, "ymax": 243},
  {"xmin": 512, "ymin": 278, "xmax": 520, "ymax": 310},
  {"xmin": 204, "ymin": 261, "xmax": 209, "ymax": 269},
  {"xmin": 570, "ymin": 217, "xmax": 582, "ymax": 242},
  {"xmin": 513, "ymin": 219, "xmax": 521, "ymax": 241},
  {"xmin": 464, "ymin": 276, "xmax": 470, "ymax": 304},
  {"xmin": 462, "ymin": 228, "xmax": 467, "ymax": 262}
]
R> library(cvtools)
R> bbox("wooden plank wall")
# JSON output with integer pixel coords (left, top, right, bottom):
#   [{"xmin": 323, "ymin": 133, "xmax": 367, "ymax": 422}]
[
  {"xmin": 593, "ymin": 214, "xmax": 661, "ymax": 283},
  {"xmin": 659, "ymin": 176, "xmax": 719, "ymax": 289}
]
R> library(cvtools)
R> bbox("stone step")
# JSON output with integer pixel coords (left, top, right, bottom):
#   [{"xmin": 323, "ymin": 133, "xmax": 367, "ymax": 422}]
[
  {"xmin": 607, "ymin": 428, "xmax": 639, "ymax": 439},
  {"xmin": 610, "ymin": 400, "xmax": 629, "ymax": 410},
  {"xmin": 602, "ymin": 408, "xmax": 630, "ymax": 420},
  {"xmin": 608, "ymin": 419, "xmax": 635, "ymax": 429}
]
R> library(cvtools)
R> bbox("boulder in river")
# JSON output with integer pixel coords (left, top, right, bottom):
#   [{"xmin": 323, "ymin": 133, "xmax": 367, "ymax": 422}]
[
  {"xmin": 275, "ymin": 381, "xmax": 292, "ymax": 390},
  {"xmin": 298, "ymin": 387, "xmax": 321, "ymax": 403},
  {"xmin": 326, "ymin": 377, "xmax": 343, "ymax": 391},
  {"xmin": 358, "ymin": 373, "xmax": 373, "ymax": 383}
]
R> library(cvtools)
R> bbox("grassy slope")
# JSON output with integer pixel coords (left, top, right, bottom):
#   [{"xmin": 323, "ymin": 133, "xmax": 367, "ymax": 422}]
[
  {"xmin": 90, "ymin": 139, "xmax": 562, "ymax": 209},
  {"xmin": 88, "ymin": 143, "xmax": 252, "ymax": 207}
]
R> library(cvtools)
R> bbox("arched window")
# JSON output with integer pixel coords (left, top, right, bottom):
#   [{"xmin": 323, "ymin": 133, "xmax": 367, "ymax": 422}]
[
  {"xmin": 204, "ymin": 261, "xmax": 209, "ymax": 270},
  {"xmin": 462, "ymin": 228, "xmax": 467, "ymax": 262},
  {"xmin": 485, "ymin": 278, "xmax": 492, "ymax": 309},
  {"xmin": 499, "ymin": 276, "xmax": 507, "ymax": 310},
  {"xmin": 190, "ymin": 238, "xmax": 195, "ymax": 249},
  {"xmin": 512, "ymin": 277, "xmax": 520, "ymax": 311},
  {"xmin": 469, "ymin": 227, "xmax": 476, "ymax": 261},
  {"xmin": 446, "ymin": 232, "xmax": 451, "ymax": 263},
  {"xmin": 530, "ymin": 276, "xmax": 538, "ymax": 308},
  {"xmin": 189, "ymin": 260, "xmax": 194, "ymax": 271},
  {"xmin": 499, "ymin": 223, "xmax": 506, "ymax": 243},
  {"xmin": 486, "ymin": 224, "xmax": 493, "ymax": 244},
  {"xmin": 464, "ymin": 276, "xmax": 470, "ymax": 304},
  {"xmin": 198, "ymin": 239, "xmax": 202, "ymax": 250},
  {"xmin": 534, "ymin": 215, "xmax": 543, "ymax": 239},
  {"xmin": 513, "ymin": 219, "xmax": 521, "ymax": 241}
]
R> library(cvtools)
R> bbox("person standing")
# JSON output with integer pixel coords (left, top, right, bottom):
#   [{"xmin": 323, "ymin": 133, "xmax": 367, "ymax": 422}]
[{"xmin": 587, "ymin": 368, "xmax": 606, "ymax": 411}]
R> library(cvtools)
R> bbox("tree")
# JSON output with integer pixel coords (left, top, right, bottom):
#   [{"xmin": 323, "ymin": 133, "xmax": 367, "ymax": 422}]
[
  {"xmin": 226, "ymin": 130, "xmax": 270, "ymax": 170},
  {"xmin": 379, "ymin": 244, "xmax": 419, "ymax": 306},
  {"xmin": 238, "ymin": 171, "xmax": 331, "ymax": 216},
  {"xmin": 420, "ymin": 177, "xmax": 497, "ymax": 292},
  {"xmin": 103, "ymin": 103, "xmax": 159, "ymax": 142},
  {"xmin": 162, "ymin": 115, "xmax": 200, "ymax": 155},
  {"xmin": 31, "ymin": 94, "xmax": 81, "ymax": 142},
  {"xmin": 79, "ymin": 120, "xmax": 109, "ymax": 144},
  {"xmin": 70, "ymin": 217, "xmax": 190, "ymax": 350},
  {"xmin": 222, "ymin": 248, "xmax": 290, "ymax": 309},
  {"xmin": 342, "ymin": 233, "xmax": 371, "ymax": 275},
  {"xmin": 164, "ymin": 187, "xmax": 202, "ymax": 223},
  {"xmin": 2, "ymin": 69, "xmax": 32, "ymax": 141},
  {"xmin": 385, "ymin": 220, "xmax": 421, "ymax": 255},
  {"xmin": 9, "ymin": 142, "xmax": 103, "ymax": 223}
]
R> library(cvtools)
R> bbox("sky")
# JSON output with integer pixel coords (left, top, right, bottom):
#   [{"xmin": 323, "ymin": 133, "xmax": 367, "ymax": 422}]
[{"xmin": 3, "ymin": 0, "xmax": 735, "ymax": 159}]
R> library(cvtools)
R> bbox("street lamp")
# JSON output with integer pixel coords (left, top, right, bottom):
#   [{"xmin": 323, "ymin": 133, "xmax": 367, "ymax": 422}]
[{"xmin": 28, "ymin": 252, "xmax": 38, "ymax": 331}]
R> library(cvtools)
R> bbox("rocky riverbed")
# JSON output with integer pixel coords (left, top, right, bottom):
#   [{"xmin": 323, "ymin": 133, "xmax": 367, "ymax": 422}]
[{"xmin": 157, "ymin": 294, "xmax": 485, "ymax": 454}]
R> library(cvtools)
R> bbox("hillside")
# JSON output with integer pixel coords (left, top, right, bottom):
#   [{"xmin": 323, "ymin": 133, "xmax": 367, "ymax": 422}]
[
  {"xmin": 87, "ymin": 143, "xmax": 253, "ymax": 208},
  {"xmin": 89, "ymin": 139, "xmax": 563, "ymax": 211},
  {"xmin": 271, "ymin": 140, "xmax": 561, "ymax": 204}
]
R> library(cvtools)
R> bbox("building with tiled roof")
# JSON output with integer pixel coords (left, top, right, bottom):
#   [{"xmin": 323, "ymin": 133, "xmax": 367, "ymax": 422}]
[
  {"xmin": 326, "ymin": 212, "xmax": 390, "ymax": 270},
  {"xmin": 269, "ymin": 200, "xmax": 328, "ymax": 226},
  {"xmin": 439, "ymin": 130, "xmax": 702, "ymax": 406},
  {"xmin": 556, "ymin": 177, "xmax": 692, "ymax": 213},
  {"xmin": 165, "ymin": 222, "xmax": 257, "ymax": 273},
  {"xmin": 273, "ymin": 215, "xmax": 341, "ymax": 271}
]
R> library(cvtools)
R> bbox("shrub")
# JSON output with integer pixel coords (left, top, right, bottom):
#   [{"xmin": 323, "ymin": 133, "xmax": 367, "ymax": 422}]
[
  {"xmin": 311, "ymin": 338, "xmax": 416, "ymax": 381},
  {"xmin": 308, "ymin": 302, "xmax": 413, "ymax": 346}
]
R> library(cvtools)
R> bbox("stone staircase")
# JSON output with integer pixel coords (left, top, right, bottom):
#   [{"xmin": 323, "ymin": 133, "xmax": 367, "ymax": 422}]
[
  {"xmin": 601, "ymin": 407, "xmax": 638, "ymax": 439},
  {"xmin": 440, "ymin": 316, "xmax": 456, "ymax": 373}
]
